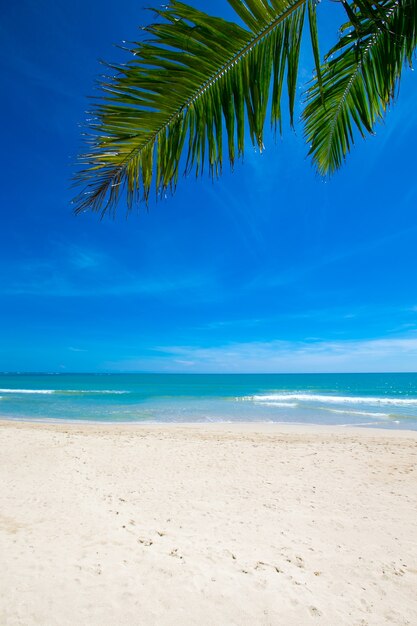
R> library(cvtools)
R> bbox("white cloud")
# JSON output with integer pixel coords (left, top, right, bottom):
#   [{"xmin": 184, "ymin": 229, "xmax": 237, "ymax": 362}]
[{"xmin": 103, "ymin": 334, "xmax": 417, "ymax": 373}]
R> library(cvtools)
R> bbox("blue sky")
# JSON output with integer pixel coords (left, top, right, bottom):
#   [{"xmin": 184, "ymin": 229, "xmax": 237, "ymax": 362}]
[{"xmin": 1, "ymin": 0, "xmax": 417, "ymax": 373}]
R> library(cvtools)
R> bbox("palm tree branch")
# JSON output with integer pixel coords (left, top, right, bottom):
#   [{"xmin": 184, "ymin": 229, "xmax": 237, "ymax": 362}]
[
  {"xmin": 303, "ymin": 0, "xmax": 417, "ymax": 175},
  {"xmin": 125, "ymin": 0, "xmax": 308, "ymax": 156},
  {"xmin": 74, "ymin": 0, "xmax": 310, "ymax": 216}
]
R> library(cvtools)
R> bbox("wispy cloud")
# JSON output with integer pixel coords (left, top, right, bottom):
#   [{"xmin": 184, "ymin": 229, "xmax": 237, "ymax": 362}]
[
  {"xmin": 1, "ymin": 274, "xmax": 210, "ymax": 298},
  {"xmin": 103, "ymin": 334, "xmax": 417, "ymax": 373},
  {"xmin": 68, "ymin": 247, "xmax": 105, "ymax": 270},
  {"xmin": 196, "ymin": 303, "xmax": 416, "ymax": 333},
  {"xmin": 0, "ymin": 245, "xmax": 214, "ymax": 298}
]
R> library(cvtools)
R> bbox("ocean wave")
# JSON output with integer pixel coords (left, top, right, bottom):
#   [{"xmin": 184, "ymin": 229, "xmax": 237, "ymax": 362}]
[
  {"xmin": 0, "ymin": 388, "xmax": 55, "ymax": 394},
  {"xmin": 252, "ymin": 401, "xmax": 297, "ymax": 408},
  {"xmin": 0, "ymin": 388, "xmax": 129, "ymax": 395},
  {"xmin": 240, "ymin": 393, "xmax": 417, "ymax": 406},
  {"xmin": 59, "ymin": 390, "xmax": 129, "ymax": 395},
  {"xmin": 325, "ymin": 408, "xmax": 390, "ymax": 418}
]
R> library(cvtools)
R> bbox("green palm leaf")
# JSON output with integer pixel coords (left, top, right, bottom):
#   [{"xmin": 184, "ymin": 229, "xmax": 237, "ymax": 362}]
[
  {"xmin": 74, "ymin": 0, "xmax": 312, "ymax": 216},
  {"xmin": 304, "ymin": 0, "xmax": 417, "ymax": 175}
]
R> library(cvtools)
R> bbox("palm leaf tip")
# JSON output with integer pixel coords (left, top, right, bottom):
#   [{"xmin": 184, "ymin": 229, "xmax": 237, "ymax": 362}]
[
  {"xmin": 73, "ymin": 0, "xmax": 311, "ymax": 216},
  {"xmin": 303, "ymin": 0, "xmax": 417, "ymax": 176}
]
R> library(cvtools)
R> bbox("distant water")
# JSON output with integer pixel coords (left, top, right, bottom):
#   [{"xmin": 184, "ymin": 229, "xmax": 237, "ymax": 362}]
[{"xmin": 1, "ymin": 373, "xmax": 417, "ymax": 430}]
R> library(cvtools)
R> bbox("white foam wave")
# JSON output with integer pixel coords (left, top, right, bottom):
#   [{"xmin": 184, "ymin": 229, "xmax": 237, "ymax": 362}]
[
  {"xmin": 241, "ymin": 393, "xmax": 417, "ymax": 406},
  {"xmin": 0, "ymin": 388, "xmax": 129, "ymax": 395},
  {"xmin": 252, "ymin": 401, "xmax": 297, "ymax": 408},
  {"xmin": 326, "ymin": 408, "xmax": 390, "ymax": 418},
  {"xmin": 60, "ymin": 390, "xmax": 129, "ymax": 395},
  {"xmin": 0, "ymin": 388, "xmax": 55, "ymax": 394}
]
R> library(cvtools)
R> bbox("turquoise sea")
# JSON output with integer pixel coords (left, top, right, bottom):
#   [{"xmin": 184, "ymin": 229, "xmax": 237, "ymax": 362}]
[{"xmin": 1, "ymin": 372, "xmax": 417, "ymax": 429}]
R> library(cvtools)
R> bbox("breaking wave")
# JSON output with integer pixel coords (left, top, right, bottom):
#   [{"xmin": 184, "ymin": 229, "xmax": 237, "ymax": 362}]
[
  {"xmin": 0, "ymin": 388, "xmax": 129, "ymax": 395},
  {"xmin": 240, "ymin": 393, "xmax": 417, "ymax": 407}
]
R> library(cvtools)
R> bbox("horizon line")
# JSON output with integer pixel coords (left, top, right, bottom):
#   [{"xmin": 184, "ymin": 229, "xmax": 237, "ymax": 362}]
[{"xmin": 1, "ymin": 371, "xmax": 417, "ymax": 376}]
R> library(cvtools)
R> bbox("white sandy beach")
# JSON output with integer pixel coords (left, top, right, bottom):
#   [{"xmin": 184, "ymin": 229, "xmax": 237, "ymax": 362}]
[{"xmin": 0, "ymin": 421, "xmax": 416, "ymax": 625}]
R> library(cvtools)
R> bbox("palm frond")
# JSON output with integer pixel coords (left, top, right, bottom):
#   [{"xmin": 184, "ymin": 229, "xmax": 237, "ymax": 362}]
[
  {"xmin": 303, "ymin": 0, "xmax": 417, "ymax": 175},
  {"xmin": 74, "ymin": 0, "xmax": 311, "ymax": 216}
]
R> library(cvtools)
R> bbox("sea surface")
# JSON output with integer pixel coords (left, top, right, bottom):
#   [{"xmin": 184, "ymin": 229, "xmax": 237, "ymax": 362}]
[{"xmin": 1, "ymin": 373, "xmax": 417, "ymax": 429}]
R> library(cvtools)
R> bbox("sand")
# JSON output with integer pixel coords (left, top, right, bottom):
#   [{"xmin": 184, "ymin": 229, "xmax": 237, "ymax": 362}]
[{"xmin": 0, "ymin": 421, "xmax": 416, "ymax": 626}]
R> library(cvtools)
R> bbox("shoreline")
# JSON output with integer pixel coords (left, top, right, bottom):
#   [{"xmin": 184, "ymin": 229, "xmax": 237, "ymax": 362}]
[
  {"xmin": 1, "ymin": 420, "xmax": 416, "ymax": 624},
  {"xmin": 1, "ymin": 417, "xmax": 417, "ymax": 436}
]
